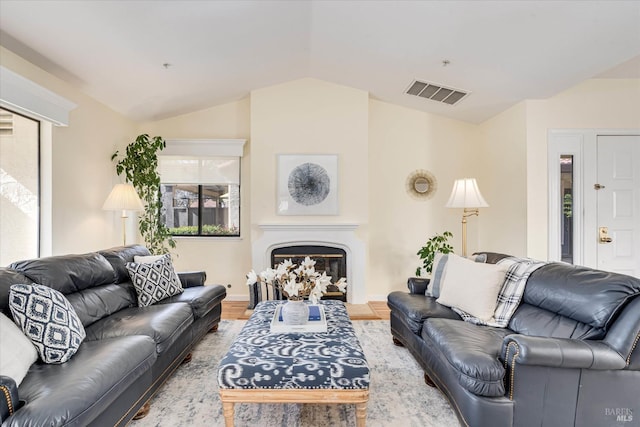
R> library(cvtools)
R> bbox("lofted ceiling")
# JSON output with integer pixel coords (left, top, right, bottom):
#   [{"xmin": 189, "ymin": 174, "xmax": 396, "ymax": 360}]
[{"xmin": 0, "ymin": 0, "xmax": 639, "ymax": 124}]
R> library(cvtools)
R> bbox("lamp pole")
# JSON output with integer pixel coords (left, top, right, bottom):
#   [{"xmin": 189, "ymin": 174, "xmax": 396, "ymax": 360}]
[
  {"xmin": 461, "ymin": 208, "xmax": 480, "ymax": 257},
  {"xmin": 120, "ymin": 210, "xmax": 128, "ymax": 246}
]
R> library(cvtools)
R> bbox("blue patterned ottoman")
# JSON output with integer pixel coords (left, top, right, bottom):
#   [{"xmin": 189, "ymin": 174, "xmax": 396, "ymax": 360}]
[{"xmin": 217, "ymin": 300, "xmax": 370, "ymax": 426}]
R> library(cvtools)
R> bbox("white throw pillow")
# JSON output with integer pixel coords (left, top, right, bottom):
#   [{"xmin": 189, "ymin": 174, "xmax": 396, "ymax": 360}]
[
  {"xmin": 426, "ymin": 252, "xmax": 488, "ymax": 298},
  {"xmin": 436, "ymin": 255, "xmax": 508, "ymax": 322},
  {"xmin": 134, "ymin": 254, "xmax": 182, "ymax": 288},
  {"xmin": 0, "ymin": 313, "xmax": 38, "ymax": 385}
]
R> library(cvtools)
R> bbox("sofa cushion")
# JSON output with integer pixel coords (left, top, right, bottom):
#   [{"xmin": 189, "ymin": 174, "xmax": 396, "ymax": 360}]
[
  {"xmin": 84, "ymin": 303, "xmax": 193, "ymax": 354},
  {"xmin": 10, "ymin": 253, "xmax": 116, "ymax": 294},
  {"xmin": 64, "ymin": 283, "xmax": 137, "ymax": 328},
  {"xmin": 98, "ymin": 245, "xmax": 151, "ymax": 284},
  {"xmin": 510, "ymin": 263, "xmax": 640, "ymax": 338},
  {"xmin": 0, "ymin": 313, "xmax": 38, "ymax": 385},
  {"xmin": 437, "ymin": 256, "xmax": 508, "ymax": 321},
  {"xmin": 126, "ymin": 255, "xmax": 184, "ymax": 307},
  {"xmin": 387, "ymin": 291, "xmax": 461, "ymax": 335},
  {"xmin": 155, "ymin": 285, "xmax": 226, "ymax": 319},
  {"xmin": 508, "ymin": 303, "xmax": 603, "ymax": 339},
  {"xmin": 0, "ymin": 268, "xmax": 32, "ymax": 319},
  {"xmin": 9, "ymin": 284, "xmax": 86, "ymax": 364},
  {"xmin": 11, "ymin": 335, "xmax": 156, "ymax": 427},
  {"xmin": 422, "ymin": 318, "xmax": 512, "ymax": 397}
]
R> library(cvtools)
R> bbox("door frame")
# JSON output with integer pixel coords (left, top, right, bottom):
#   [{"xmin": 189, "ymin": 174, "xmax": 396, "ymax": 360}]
[{"xmin": 548, "ymin": 129, "xmax": 640, "ymax": 268}]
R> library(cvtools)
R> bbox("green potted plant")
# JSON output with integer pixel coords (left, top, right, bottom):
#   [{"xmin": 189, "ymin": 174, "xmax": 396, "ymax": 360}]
[
  {"xmin": 415, "ymin": 231, "xmax": 454, "ymax": 276},
  {"xmin": 111, "ymin": 134, "xmax": 175, "ymax": 254}
]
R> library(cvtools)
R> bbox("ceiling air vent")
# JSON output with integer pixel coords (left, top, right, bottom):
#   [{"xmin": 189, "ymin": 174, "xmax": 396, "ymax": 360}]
[{"xmin": 405, "ymin": 80, "xmax": 469, "ymax": 105}]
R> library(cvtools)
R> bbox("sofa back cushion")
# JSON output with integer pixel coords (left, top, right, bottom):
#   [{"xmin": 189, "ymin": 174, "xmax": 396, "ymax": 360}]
[
  {"xmin": 509, "ymin": 263, "xmax": 640, "ymax": 339},
  {"xmin": 9, "ymin": 252, "xmax": 137, "ymax": 328},
  {"xmin": 98, "ymin": 245, "xmax": 151, "ymax": 284},
  {"xmin": 10, "ymin": 253, "xmax": 116, "ymax": 293},
  {"xmin": 65, "ymin": 283, "xmax": 137, "ymax": 327},
  {"xmin": 0, "ymin": 268, "xmax": 32, "ymax": 318}
]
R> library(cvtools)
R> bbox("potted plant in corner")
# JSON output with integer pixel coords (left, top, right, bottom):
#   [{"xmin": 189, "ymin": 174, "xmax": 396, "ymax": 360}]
[
  {"xmin": 415, "ymin": 231, "xmax": 454, "ymax": 276},
  {"xmin": 111, "ymin": 134, "xmax": 175, "ymax": 254}
]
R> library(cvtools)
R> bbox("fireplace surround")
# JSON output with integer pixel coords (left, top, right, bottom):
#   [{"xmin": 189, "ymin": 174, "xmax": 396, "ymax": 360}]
[{"xmin": 251, "ymin": 223, "xmax": 366, "ymax": 304}]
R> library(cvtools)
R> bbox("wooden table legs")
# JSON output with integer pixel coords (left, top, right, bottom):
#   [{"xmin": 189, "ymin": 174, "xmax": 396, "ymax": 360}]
[{"xmin": 219, "ymin": 389, "xmax": 369, "ymax": 427}]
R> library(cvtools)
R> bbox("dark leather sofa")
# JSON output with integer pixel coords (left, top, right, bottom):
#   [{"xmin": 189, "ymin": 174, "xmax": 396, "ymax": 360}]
[
  {"xmin": 0, "ymin": 245, "xmax": 226, "ymax": 426},
  {"xmin": 387, "ymin": 252, "xmax": 640, "ymax": 427}
]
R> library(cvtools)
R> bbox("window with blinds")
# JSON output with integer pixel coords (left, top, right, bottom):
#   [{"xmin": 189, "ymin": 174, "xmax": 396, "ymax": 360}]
[{"xmin": 158, "ymin": 140, "xmax": 245, "ymax": 237}]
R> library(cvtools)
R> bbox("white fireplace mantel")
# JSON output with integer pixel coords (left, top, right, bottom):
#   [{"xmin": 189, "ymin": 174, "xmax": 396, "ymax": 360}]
[{"xmin": 251, "ymin": 223, "xmax": 366, "ymax": 304}]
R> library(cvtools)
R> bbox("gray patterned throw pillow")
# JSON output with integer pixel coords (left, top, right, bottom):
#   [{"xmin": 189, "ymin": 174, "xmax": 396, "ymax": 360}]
[
  {"xmin": 9, "ymin": 284, "xmax": 86, "ymax": 364},
  {"xmin": 126, "ymin": 254, "xmax": 183, "ymax": 307}
]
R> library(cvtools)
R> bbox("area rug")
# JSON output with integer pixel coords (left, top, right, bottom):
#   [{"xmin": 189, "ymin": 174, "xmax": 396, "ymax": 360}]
[{"xmin": 129, "ymin": 320, "xmax": 459, "ymax": 427}]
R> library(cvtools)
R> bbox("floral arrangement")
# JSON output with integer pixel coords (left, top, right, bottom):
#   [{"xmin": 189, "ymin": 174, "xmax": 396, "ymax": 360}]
[{"xmin": 246, "ymin": 257, "xmax": 347, "ymax": 304}]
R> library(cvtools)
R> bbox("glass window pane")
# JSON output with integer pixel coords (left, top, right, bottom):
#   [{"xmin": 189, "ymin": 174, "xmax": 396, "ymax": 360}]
[
  {"xmin": 560, "ymin": 155, "xmax": 574, "ymax": 264},
  {"xmin": 161, "ymin": 183, "xmax": 240, "ymax": 236},
  {"xmin": 201, "ymin": 184, "xmax": 239, "ymax": 236},
  {"xmin": 0, "ymin": 108, "xmax": 40, "ymax": 264}
]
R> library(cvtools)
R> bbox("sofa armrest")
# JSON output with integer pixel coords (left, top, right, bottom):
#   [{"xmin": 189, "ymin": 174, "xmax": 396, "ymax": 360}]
[
  {"xmin": 178, "ymin": 271, "xmax": 207, "ymax": 288},
  {"xmin": 502, "ymin": 335, "xmax": 627, "ymax": 370},
  {"xmin": 0, "ymin": 375, "xmax": 19, "ymax": 423},
  {"xmin": 407, "ymin": 277, "xmax": 429, "ymax": 294}
]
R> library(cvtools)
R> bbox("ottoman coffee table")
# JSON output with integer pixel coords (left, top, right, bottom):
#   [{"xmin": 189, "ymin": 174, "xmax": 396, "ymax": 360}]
[{"xmin": 217, "ymin": 300, "xmax": 370, "ymax": 426}]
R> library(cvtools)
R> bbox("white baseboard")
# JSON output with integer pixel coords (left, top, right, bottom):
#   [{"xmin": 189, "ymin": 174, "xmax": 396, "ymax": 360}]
[{"xmin": 366, "ymin": 294, "xmax": 388, "ymax": 302}]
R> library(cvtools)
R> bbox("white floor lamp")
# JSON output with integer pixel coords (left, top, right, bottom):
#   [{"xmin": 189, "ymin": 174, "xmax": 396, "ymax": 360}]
[
  {"xmin": 103, "ymin": 183, "xmax": 144, "ymax": 245},
  {"xmin": 445, "ymin": 178, "xmax": 489, "ymax": 257}
]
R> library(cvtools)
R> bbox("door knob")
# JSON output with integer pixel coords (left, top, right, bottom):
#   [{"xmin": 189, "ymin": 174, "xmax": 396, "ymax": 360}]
[{"xmin": 599, "ymin": 227, "xmax": 613, "ymax": 244}]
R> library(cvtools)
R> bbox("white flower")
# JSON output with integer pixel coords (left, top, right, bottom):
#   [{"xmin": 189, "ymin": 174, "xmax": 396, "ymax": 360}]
[
  {"xmin": 283, "ymin": 278, "xmax": 301, "ymax": 297},
  {"xmin": 246, "ymin": 258, "xmax": 347, "ymax": 302},
  {"xmin": 335, "ymin": 277, "xmax": 347, "ymax": 293},
  {"xmin": 308, "ymin": 286, "xmax": 324, "ymax": 304},
  {"xmin": 260, "ymin": 268, "xmax": 276, "ymax": 285},
  {"xmin": 246, "ymin": 270, "xmax": 258, "ymax": 286},
  {"xmin": 317, "ymin": 271, "xmax": 332, "ymax": 288},
  {"xmin": 282, "ymin": 259, "xmax": 294, "ymax": 269},
  {"xmin": 301, "ymin": 256, "xmax": 316, "ymax": 268}
]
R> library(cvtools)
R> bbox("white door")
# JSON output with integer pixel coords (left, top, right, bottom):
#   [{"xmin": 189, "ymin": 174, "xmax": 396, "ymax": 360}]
[{"xmin": 596, "ymin": 135, "xmax": 640, "ymax": 277}]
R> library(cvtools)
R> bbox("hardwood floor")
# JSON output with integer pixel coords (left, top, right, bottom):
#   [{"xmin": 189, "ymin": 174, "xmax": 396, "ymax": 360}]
[
  {"xmin": 221, "ymin": 300, "xmax": 390, "ymax": 321},
  {"xmin": 221, "ymin": 301, "xmax": 251, "ymax": 320}
]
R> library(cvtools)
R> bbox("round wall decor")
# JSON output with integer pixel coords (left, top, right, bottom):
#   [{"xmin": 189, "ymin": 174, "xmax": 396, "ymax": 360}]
[
  {"xmin": 288, "ymin": 162, "xmax": 331, "ymax": 206},
  {"xmin": 406, "ymin": 169, "xmax": 437, "ymax": 200}
]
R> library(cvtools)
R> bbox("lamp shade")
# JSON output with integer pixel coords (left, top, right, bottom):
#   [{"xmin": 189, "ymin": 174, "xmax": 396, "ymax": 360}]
[
  {"xmin": 445, "ymin": 178, "xmax": 489, "ymax": 208},
  {"xmin": 102, "ymin": 184, "xmax": 144, "ymax": 211}
]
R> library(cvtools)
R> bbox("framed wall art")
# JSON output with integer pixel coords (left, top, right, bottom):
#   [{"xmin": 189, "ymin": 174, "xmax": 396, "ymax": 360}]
[{"xmin": 277, "ymin": 154, "xmax": 338, "ymax": 215}]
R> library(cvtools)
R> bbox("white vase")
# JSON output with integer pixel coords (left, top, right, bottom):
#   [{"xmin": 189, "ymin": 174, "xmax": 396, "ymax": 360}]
[{"xmin": 281, "ymin": 299, "xmax": 309, "ymax": 325}]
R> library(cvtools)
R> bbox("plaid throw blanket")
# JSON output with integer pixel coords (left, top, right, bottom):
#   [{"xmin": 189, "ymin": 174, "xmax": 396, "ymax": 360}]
[{"xmin": 452, "ymin": 256, "xmax": 547, "ymax": 328}]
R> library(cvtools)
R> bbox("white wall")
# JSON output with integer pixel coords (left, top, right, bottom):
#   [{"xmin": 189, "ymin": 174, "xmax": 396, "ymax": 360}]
[
  {"xmin": 368, "ymin": 99, "xmax": 479, "ymax": 297},
  {"xmin": 250, "ymin": 78, "xmax": 369, "ymax": 226},
  {"xmin": 0, "ymin": 46, "xmax": 137, "ymax": 257},
  {"xmin": 477, "ymin": 102, "xmax": 528, "ymax": 257},
  {"xmin": 139, "ymin": 98, "xmax": 252, "ymax": 298},
  {"xmin": 144, "ymin": 79, "xmax": 484, "ymax": 301}
]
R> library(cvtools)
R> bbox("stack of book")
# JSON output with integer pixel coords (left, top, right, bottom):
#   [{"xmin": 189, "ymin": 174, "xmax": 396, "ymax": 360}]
[{"xmin": 270, "ymin": 304, "xmax": 327, "ymax": 333}]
